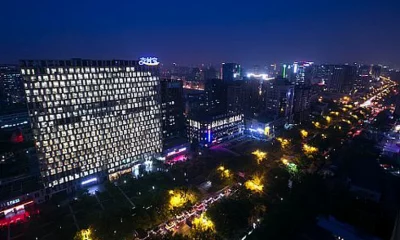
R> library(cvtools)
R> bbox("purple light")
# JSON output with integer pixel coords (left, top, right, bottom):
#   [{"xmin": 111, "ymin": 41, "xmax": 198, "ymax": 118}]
[
  {"xmin": 166, "ymin": 147, "xmax": 187, "ymax": 157},
  {"xmin": 208, "ymin": 130, "xmax": 211, "ymax": 143}
]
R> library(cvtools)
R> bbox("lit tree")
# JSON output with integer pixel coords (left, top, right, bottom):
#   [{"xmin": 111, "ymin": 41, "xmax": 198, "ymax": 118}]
[
  {"xmin": 300, "ymin": 129, "xmax": 308, "ymax": 139},
  {"xmin": 217, "ymin": 166, "xmax": 232, "ymax": 179},
  {"xmin": 252, "ymin": 150, "xmax": 267, "ymax": 164},
  {"xmin": 245, "ymin": 174, "xmax": 264, "ymax": 193},
  {"xmin": 74, "ymin": 228, "xmax": 96, "ymax": 240},
  {"xmin": 192, "ymin": 213, "xmax": 215, "ymax": 232},
  {"xmin": 325, "ymin": 116, "xmax": 332, "ymax": 124},
  {"xmin": 303, "ymin": 144, "xmax": 318, "ymax": 156},
  {"xmin": 281, "ymin": 158, "xmax": 298, "ymax": 175},
  {"xmin": 168, "ymin": 189, "xmax": 197, "ymax": 209},
  {"xmin": 276, "ymin": 138, "xmax": 290, "ymax": 149}
]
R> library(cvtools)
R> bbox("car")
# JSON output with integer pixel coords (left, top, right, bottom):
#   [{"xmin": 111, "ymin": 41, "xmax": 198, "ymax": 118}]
[
  {"xmin": 165, "ymin": 221, "xmax": 176, "ymax": 231},
  {"xmin": 187, "ymin": 210, "xmax": 196, "ymax": 216},
  {"xmin": 176, "ymin": 213, "xmax": 185, "ymax": 220},
  {"xmin": 196, "ymin": 203, "xmax": 206, "ymax": 211}
]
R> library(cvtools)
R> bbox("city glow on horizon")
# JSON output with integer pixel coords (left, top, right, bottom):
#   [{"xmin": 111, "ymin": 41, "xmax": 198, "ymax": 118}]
[{"xmin": 247, "ymin": 73, "xmax": 274, "ymax": 80}]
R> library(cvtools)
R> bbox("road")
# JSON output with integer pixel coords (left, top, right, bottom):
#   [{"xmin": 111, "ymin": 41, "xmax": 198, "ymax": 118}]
[{"xmin": 147, "ymin": 186, "xmax": 234, "ymax": 238}]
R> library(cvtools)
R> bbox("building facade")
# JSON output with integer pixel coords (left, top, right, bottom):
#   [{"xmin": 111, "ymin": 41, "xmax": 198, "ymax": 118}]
[
  {"xmin": 21, "ymin": 59, "xmax": 162, "ymax": 190},
  {"xmin": 227, "ymin": 81, "xmax": 245, "ymax": 114},
  {"xmin": 293, "ymin": 85, "xmax": 311, "ymax": 124},
  {"xmin": 263, "ymin": 78, "xmax": 295, "ymax": 123},
  {"xmin": 292, "ymin": 61, "xmax": 314, "ymax": 86},
  {"xmin": 160, "ymin": 79, "xmax": 185, "ymax": 147},
  {"xmin": 325, "ymin": 65, "xmax": 357, "ymax": 94},
  {"xmin": 0, "ymin": 65, "xmax": 26, "ymax": 111},
  {"xmin": 187, "ymin": 113, "xmax": 244, "ymax": 148}
]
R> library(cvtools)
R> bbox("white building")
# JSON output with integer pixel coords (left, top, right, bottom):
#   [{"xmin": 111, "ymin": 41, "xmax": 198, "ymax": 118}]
[{"xmin": 21, "ymin": 59, "xmax": 162, "ymax": 191}]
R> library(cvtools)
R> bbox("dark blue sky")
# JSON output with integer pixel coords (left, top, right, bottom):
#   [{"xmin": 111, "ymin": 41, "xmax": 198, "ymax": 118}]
[{"xmin": 1, "ymin": 0, "xmax": 400, "ymax": 68}]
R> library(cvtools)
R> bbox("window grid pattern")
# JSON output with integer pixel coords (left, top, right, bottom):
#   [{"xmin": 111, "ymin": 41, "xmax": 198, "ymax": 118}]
[{"xmin": 21, "ymin": 60, "xmax": 162, "ymax": 188}]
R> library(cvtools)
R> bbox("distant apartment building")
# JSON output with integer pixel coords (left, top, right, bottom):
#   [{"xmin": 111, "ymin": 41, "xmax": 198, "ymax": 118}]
[
  {"xmin": 326, "ymin": 65, "xmax": 356, "ymax": 94},
  {"xmin": 293, "ymin": 85, "xmax": 311, "ymax": 124},
  {"xmin": 292, "ymin": 61, "xmax": 314, "ymax": 86},
  {"xmin": 263, "ymin": 78, "xmax": 295, "ymax": 124},
  {"xmin": 227, "ymin": 81, "xmax": 245, "ymax": 114},
  {"xmin": 21, "ymin": 59, "xmax": 162, "ymax": 191},
  {"xmin": 222, "ymin": 63, "xmax": 241, "ymax": 82},
  {"xmin": 0, "ymin": 65, "xmax": 26, "ymax": 110}
]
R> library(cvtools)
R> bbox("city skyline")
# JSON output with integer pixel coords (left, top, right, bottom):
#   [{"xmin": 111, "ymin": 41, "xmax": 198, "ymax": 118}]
[
  {"xmin": 1, "ymin": 1, "xmax": 400, "ymax": 239},
  {"xmin": 1, "ymin": 0, "xmax": 400, "ymax": 67}
]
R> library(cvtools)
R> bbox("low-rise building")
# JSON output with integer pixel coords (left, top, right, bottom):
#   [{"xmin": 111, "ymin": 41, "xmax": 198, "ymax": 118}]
[{"xmin": 187, "ymin": 113, "xmax": 244, "ymax": 148}]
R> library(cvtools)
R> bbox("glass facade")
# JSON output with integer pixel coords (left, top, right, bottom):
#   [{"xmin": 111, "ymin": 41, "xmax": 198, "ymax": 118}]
[
  {"xmin": 187, "ymin": 113, "xmax": 244, "ymax": 148},
  {"xmin": 21, "ymin": 59, "xmax": 162, "ymax": 189}
]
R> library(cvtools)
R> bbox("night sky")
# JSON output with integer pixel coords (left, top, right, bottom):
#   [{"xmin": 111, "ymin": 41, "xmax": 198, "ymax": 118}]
[{"xmin": 1, "ymin": 0, "xmax": 400, "ymax": 67}]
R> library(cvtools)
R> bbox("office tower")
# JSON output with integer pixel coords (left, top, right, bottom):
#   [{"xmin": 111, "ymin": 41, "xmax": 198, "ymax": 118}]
[
  {"xmin": 184, "ymin": 89, "xmax": 206, "ymax": 116},
  {"xmin": 326, "ymin": 65, "xmax": 357, "ymax": 93},
  {"xmin": 263, "ymin": 78, "xmax": 295, "ymax": 123},
  {"xmin": 371, "ymin": 65, "xmax": 382, "ymax": 80},
  {"xmin": 326, "ymin": 65, "xmax": 345, "ymax": 93},
  {"xmin": 203, "ymin": 79, "xmax": 227, "ymax": 115},
  {"xmin": 354, "ymin": 64, "xmax": 372, "ymax": 91},
  {"xmin": 358, "ymin": 65, "xmax": 371, "ymax": 76},
  {"xmin": 311, "ymin": 64, "xmax": 330, "ymax": 85},
  {"xmin": 243, "ymin": 79, "xmax": 263, "ymax": 118},
  {"xmin": 227, "ymin": 81, "xmax": 245, "ymax": 114},
  {"xmin": 342, "ymin": 65, "xmax": 357, "ymax": 93},
  {"xmin": 187, "ymin": 113, "xmax": 244, "ymax": 148},
  {"xmin": 292, "ymin": 61, "xmax": 314, "ymax": 86},
  {"xmin": 267, "ymin": 64, "xmax": 278, "ymax": 78},
  {"xmin": 280, "ymin": 64, "xmax": 289, "ymax": 79},
  {"xmin": 21, "ymin": 59, "xmax": 162, "ymax": 190},
  {"xmin": 160, "ymin": 79, "xmax": 185, "ymax": 147},
  {"xmin": 0, "ymin": 65, "xmax": 26, "ymax": 111},
  {"xmin": 169, "ymin": 64, "xmax": 191, "ymax": 80},
  {"xmin": 293, "ymin": 85, "xmax": 311, "ymax": 124},
  {"xmin": 222, "ymin": 63, "xmax": 241, "ymax": 82},
  {"xmin": 203, "ymin": 66, "xmax": 218, "ymax": 80},
  {"xmin": 190, "ymin": 67, "xmax": 202, "ymax": 81}
]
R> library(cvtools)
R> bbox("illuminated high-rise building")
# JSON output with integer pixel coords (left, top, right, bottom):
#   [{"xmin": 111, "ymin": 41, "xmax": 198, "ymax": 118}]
[
  {"xmin": 292, "ymin": 61, "xmax": 314, "ymax": 86},
  {"xmin": 21, "ymin": 59, "xmax": 162, "ymax": 190}
]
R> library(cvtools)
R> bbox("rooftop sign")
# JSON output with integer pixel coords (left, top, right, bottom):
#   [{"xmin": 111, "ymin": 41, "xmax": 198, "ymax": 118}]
[{"xmin": 139, "ymin": 57, "xmax": 160, "ymax": 66}]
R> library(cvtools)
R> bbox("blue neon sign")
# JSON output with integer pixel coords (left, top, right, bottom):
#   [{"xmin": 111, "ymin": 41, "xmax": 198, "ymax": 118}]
[{"xmin": 139, "ymin": 57, "xmax": 160, "ymax": 66}]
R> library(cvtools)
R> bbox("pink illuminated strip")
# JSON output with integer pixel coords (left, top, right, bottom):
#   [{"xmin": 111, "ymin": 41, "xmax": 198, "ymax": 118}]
[
  {"xmin": 166, "ymin": 147, "xmax": 187, "ymax": 157},
  {"xmin": 1, "ymin": 201, "xmax": 34, "ymax": 215}
]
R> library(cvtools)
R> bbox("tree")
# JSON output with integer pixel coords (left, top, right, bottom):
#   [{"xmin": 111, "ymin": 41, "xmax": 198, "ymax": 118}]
[
  {"xmin": 251, "ymin": 174, "xmax": 328, "ymax": 239},
  {"xmin": 207, "ymin": 198, "xmax": 252, "ymax": 239}
]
